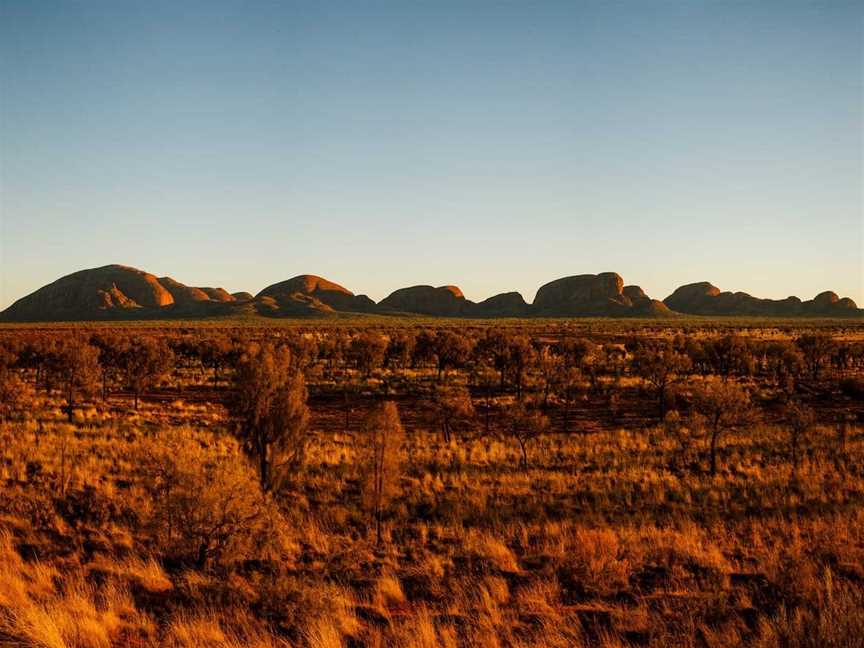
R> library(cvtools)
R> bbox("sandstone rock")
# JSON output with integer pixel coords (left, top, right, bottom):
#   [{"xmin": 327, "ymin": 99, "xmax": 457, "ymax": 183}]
[
  {"xmin": 1, "ymin": 265, "xmax": 174, "ymax": 321},
  {"xmin": 158, "ymin": 277, "xmax": 211, "ymax": 305},
  {"xmin": 198, "ymin": 287, "xmax": 235, "ymax": 302},
  {"xmin": 533, "ymin": 273, "xmax": 631, "ymax": 316},
  {"xmin": 256, "ymin": 275, "xmax": 375, "ymax": 313},
  {"xmin": 471, "ymin": 292, "xmax": 530, "ymax": 317},
  {"xmin": 665, "ymin": 283, "xmax": 860, "ymax": 317},
  {"xmin": 622, "ymin": 285, "xmax": 649, "ymax": 303},
  {"xmin": 378, "ymin": 285, "xmax": 470, "ymax": 316}
]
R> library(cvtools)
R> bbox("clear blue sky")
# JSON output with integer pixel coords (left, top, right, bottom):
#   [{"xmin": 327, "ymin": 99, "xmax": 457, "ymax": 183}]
[{"xmin": 1, "ymin": 0, "xmax": 861, "ymax": 307}]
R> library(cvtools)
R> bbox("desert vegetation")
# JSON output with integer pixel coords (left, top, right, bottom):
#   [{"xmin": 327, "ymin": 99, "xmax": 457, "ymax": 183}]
[{"xmin": 0, "ymin": 320, "xmax": 863, "ymax": 647}]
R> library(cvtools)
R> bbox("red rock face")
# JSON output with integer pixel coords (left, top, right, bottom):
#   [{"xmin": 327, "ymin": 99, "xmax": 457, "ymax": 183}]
[
  {"xmin": 532, "ymin": 273, "xmax": 632, "ymax": 316},
  {"xmin": 198, "ymin": 287, "xmax": 235, "ymax": 302},
  {"xmin": 257, "ymin": 275, "xmax": 376, "ymax": 313},
  {"xmin": 472, "ymin": 292, "xmax": 530, "ymax": 317},
  {"xmin": 260, "ymin": 275, "xmax": 354, "ymax": 298},
  {"xmin": 0, "ymin": 265, "xmax": 245, "ymax": 321},
  {"xmin": 1, "ymin": 265, "xmax": 858, "ymax": 321},
  {"xmin": 664, "ymin": 283, "xmax": 859, "ymax": 316},
  {"xmin": 378, "ymin": 285, "xmax": 469, "ymax": 316},
  {"xmin": 159, "ymin": 277, "xmax": 212, "ymax": 305}
]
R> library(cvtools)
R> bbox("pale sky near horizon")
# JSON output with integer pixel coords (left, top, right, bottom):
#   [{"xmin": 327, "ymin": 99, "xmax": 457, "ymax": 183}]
[{"xmin": 1, "ymin": 0, "xmax": 862, "ymax": 308}]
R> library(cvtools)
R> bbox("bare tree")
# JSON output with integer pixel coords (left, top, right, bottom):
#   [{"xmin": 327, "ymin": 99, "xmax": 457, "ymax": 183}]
[
  {"xmin": 360, "ymin": 401, "xmax": 405, "ymax": 546},
  {"xmin": 506, "ymin": 403, "xmax": 549, "ymax": 472},
  {"xmin": 535, "ymin": 345, "xmax": 563, "ymax": 410},
  {"xmin": 431, "ymin": 385, "xmax": 475, "ymax": 443},
  {"xmin": 507, "ymin": 336, "xmax": 534, "ymax": 400},
  {"xmin": 474, "ymin": 362, "xmax": 498, "ymax": 436},
  {"xmin": 633, "ymin": 345, "xmax": 692, "ymax": 419},
  {"xmin": 784, "ymin": 401, "xmax": 815, "ymax": 482},
  {"xmin": 796, "ymin": 334, "xmax": 836, "ymax": 381},
  {"xmin": 558, "ymin": 367, "xmax": 583, "ymax": 434},
  {"xmin": 690, "ymin": 378, "xmax": 751, "ymax": 476}
]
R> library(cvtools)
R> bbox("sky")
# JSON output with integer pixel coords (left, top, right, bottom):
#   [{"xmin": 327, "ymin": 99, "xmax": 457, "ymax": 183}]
[{"xmin": 1, "ymin": 0, "xmax": 862, "ymax": 308}]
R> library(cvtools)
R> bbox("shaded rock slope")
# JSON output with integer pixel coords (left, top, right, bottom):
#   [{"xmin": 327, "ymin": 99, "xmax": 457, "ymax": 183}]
[
  {"xmin": 256, "ymin": 275, "xmax": 377, "ymax": 315},
  {"xmin": 1, "ymin": 265, "xmax": 859, "ymax": 321},
  {"xmin": 664, "ymin": 282, "xmax": 860, "ymax": 317}
]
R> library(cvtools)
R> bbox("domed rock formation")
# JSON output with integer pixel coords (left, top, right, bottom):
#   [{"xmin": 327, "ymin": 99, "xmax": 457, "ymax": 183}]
[
  {"xmin": 471, "ymin": 292, "xmax": 530, "ymax": 317},
  {"xmin": 0, "ymin": 265, "xmax": 250, "ymax": 321},
  {"xmin": 533, "ymin": 273, "xmax": 635, "ymax": 316},
  {"xmin": 664, "ymin": 283, "xmax": 861, "ymax": 316},
  {"xmin": 158, "ymin": 277, "xmax": 211, "ymax": 306},
  {"xmin": 622, "ymin": 285, "xmax": 648, "ymax": 303},
  {"xmin": 256, "ymin": 275, "xmax": 376, "ymax": 313},
  {"xmin": 378, "ymin": 285, "xmax": 470, "ymax": 316},
  {"xmin": 2, "ymin": 265, "xmax": 176, "ymax": 321},
  {"xmin": 621, "ymin": 286, "xmax": 675, "ymax": 316},
  {"xmin": 662, "ymin": 282, "xmax": 722, "ymax": 313},
  {"xmin": 4, "ymin": 264, "xmax": 859, "ymax": 321},
  {"xmin": 803, "ymin": 291, "xmax": 859, "ymax": 315},
  {"xmin": 199, "ymin": 287, "xmax": 235, "ymax": 302},
  {"xmin": 253, "ymin": 292, "xmax": 335, "ymax": 317}
]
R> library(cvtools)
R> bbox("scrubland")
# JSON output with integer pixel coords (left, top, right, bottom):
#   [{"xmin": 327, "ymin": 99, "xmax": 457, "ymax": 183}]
[{"xmin": 0, "ymin": 320, "xmax": 862, "ymax": 647}]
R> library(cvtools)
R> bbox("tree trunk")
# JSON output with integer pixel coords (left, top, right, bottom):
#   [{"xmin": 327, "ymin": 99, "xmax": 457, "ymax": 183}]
[
  {"xmin": 196, "ymin": 543, "xmax": 209, "ymax": 569},
  {"xmin": 709, "ymin": 427, "xmax": 720, "ymax": 476},
  {"xmin": 376, "ymin": 506, "xmax": 383, "ymax": 547},
  {"xmin": 518, "ymin": 437, "xmax": 528, "ymax": 472},
  {"xmin": 791, "ymin": 430, "xmax": 800, "ymax": 480},
  {"xmin": 259, "ymin": 443, "xmax": 270, "ymax": 492}
]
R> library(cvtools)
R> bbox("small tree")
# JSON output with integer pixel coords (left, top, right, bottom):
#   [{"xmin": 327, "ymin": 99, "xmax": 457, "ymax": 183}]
[
  {"xmin": 633, "ymin": 346, "xmax": 692, "ymax": 419},
  {"xmin": 360, "ymin": 401, "xmax": 405, "ymax": 546},
  {"xmin": 535, "ymin": 345, "xmax": 563, "ymax": 410},
  {"xmin": 0, "ymin": 347, "xmax": 31, "ymax": 422},
  {"xmin": 474, "ymin": 362, "xmax": 498, "ymax": 435},
  {"xmin": 507, "ymin": 336, "xmax": 535, "ymax": 400},
  {"xmin": 349, "ymin": 332, "xmax": 387, "ymax": 377},
  {"xmin": 199, "ymin": 336, "xmax": 235, "ymax": 389},
  {"xmin": 474, "ymin": 330, "xmax": 511, "ymax": 392},
  {"xmin": 55, "ymin": 338, "xmax": 100, "ymax": 422},
  {"xmin": 784, "ymin": 401, "xmax": 815, "ymax": 482},
  {"xmin": 690, "ymin": 379, "xmax": 751, "ymax": 476},
  {"xmin": 122, "ymin": 336, "xmax": 174, "ymax": 409},
  {"xmin": 432, "ymin": 331, "xmax": 473, "ymax": 382},
  {"xmin": 558, "ymin": 367, "xmax": 583, "ymax": 433},
  {"xmin": 506, "ymin": 403, "xmax": 549, "ymax": 472},
  {"xmin": 90, "ymin": 333, "xmax": 123, "ymax": 401},
  {"xmin": 431, "ymin": 385, "xmax": 475, "ymax": 443},
  {"xmin": 384, "ymin": 333, "xmax": 415, "ymax": 370},
  {"xmin": 796, "ymin": 334, "xmax": 835, "ymax": 381},
  {"xmin": 231, "ymin": 344, "xmax": 311, "ymax": 492},
  {"xmin": 140, "ymin": 429, "xmax": 266, "ymax": 570}
]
